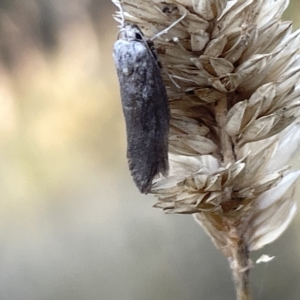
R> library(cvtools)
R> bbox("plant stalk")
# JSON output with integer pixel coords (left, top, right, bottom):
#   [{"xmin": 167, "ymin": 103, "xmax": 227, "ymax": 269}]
[
  {"xmin": 229, "ymin": 239, "xmax": 251, "ymax": 300},
  {"xmin": 215, "ymin": 98, "xmax": 251, "ymax": 299}
]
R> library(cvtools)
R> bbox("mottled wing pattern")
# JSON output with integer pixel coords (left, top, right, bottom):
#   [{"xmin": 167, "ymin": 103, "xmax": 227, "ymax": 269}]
[{"xmin": 113, "ymin": 24, "xmax": 169, "ymax": 193}]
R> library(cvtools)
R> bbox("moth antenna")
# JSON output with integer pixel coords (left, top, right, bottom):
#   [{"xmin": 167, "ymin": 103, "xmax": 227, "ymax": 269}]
[
  {"xmin": 149, "ymin": 10, "xmax": 187, "ymax": 42},
  {"xmin": 167, "ymin": 72, "xmax": 181, "ymax": 89}
]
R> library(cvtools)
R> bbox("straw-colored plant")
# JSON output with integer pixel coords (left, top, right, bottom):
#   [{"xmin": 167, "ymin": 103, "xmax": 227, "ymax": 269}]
[{"xmin": 113, "ymin": 0, "xmax": 300, "ymax": 299}]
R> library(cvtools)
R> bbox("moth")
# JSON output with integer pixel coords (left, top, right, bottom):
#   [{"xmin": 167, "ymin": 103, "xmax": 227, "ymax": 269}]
[{"xmin": 113, "ymin": 24, "xmax": 169, "ymax": 194}]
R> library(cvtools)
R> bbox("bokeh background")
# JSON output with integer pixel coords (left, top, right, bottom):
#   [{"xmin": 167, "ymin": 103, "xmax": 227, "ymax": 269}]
[{"xmin": 0, "ymin": 1, "xmax": 300, "ymax": 299}]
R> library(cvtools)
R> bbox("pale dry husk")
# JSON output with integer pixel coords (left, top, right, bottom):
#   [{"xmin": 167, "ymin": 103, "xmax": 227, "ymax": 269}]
[{"xmin": 113, "ymin": 0, "xmax": 300, "ymax": 255}]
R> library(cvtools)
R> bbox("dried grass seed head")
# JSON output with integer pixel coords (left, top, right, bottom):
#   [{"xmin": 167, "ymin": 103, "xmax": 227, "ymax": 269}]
[{"xmin": 113, "ymin": 0, "xmax": 300, "ymax": 252}]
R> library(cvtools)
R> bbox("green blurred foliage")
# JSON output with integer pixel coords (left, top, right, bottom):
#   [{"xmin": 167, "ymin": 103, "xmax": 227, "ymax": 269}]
[{"xmin": 0, "ymin": 1, "xmax": 299, "ymax": 300}]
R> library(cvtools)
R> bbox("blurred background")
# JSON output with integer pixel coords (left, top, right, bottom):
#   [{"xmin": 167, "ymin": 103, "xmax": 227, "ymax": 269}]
[{"xmin": 0, "ymin": 1, "xmax": 299, "ymax": 299}]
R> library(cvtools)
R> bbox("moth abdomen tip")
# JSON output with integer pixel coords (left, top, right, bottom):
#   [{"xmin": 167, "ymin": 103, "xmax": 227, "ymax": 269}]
[{"xmin": 128, "ymin": 157, "xmax": 169, "ymax": 194}]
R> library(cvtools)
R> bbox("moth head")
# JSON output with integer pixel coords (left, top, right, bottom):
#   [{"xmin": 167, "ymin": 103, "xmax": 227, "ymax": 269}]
[{"xmin": 118, "ymin": 24, "xmax": 145, "ymax": 42}]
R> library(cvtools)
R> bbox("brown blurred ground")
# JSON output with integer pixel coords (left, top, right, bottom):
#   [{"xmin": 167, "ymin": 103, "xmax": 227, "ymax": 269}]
[{"xmin": 0, "ymin": 1, "xmax": 299, "ymax": 299}]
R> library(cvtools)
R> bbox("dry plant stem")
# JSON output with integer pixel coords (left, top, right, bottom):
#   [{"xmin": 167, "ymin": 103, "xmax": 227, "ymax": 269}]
[
  {"xmin": 215, "ymin": 99, "xmax": 251, "ymax": 300},
  {"xmin": 230, "ymin": 239, "xmax": 251, "ymax": 300}
]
